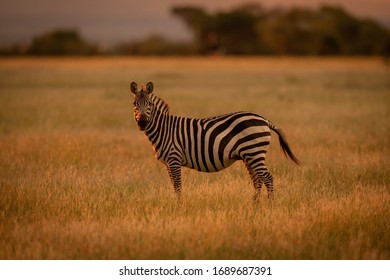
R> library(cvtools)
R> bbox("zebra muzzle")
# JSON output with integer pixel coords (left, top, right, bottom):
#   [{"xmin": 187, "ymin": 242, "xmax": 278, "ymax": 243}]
[{"xmin": 137, "ymin": 115, "xmax": 148, "ymax": 131}]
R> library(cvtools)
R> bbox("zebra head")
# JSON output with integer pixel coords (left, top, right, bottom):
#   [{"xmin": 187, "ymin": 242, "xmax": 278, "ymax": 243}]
[{"xmin": 130, "ymin": 81, "xmax": 154, "ymax": 131}]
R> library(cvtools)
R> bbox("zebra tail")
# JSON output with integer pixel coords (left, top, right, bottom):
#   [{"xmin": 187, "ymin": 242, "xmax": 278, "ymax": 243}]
[{"xmin": 268, "ymin": 121, "xmax": 300, "ymax": 165}]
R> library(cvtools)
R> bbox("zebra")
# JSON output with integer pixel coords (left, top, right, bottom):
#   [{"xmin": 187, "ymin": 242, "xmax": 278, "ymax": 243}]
[{"xmin": 130, "ymin": 81, "xmax": 299, "ymax": 202}]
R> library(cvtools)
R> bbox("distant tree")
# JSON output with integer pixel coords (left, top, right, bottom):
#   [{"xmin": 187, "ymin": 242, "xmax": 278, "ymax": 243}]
[
  {"xmin": 27, "ymin": 29, "xmax": 98, "ymax": 55},
  {"xmin": 172, "ymin": 4, "xmax": 390, "ymax": 56},
  {"xmin": 315, "ymin": 35, "xmax": 341, "ymax": 55},
  {"xmin": 358, "ymin": 19, "xmax": 390, "ymax": 54},
  {"xmin": 313, "ymin": 6, "xmax": 390, "ymax": 55},
  {"xmin": 213, "ymin": 9, "xmax": 260, "ymax": 54},
  {"xmin": 171, "ymin": 7, "xmax": 211, "ymax": 53},
  {"xmin": 113, "ymin": 35, "xmax": 194, "ymax": 55},
  {"xmin": 172, "ymin": 4, "xmax": 265, "ymax": 55},
  {"xmin": 0, "ymin": 44, "xmax": 27, "ymax": 56},
  {"xmin": 315, "ymin": 6, "xmax": 362, "ymax": 54},
  {"xmin": 259, "ymin": 8, "xmax": 319, "ymax": 55}
]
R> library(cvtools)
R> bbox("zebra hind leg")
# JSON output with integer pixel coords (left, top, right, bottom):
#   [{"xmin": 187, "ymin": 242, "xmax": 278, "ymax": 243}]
[
  {"xmin": 245, "ymin": 163, "xmax": 263, "ymax": 204},
  {"xmin": 259, "ymin": 169, "xmax": 274, "ymax": 202},
  {"xmin": 253, "ymin": 178, "xmax": 263, "ymax": 204},
  {"xmin": 245, "ymin": 161, "xmax": 274, "ymax": 204}
]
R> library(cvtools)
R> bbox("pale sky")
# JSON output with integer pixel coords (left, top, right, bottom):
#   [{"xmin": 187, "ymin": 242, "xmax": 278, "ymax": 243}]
[{"xmin": 0, "ymin": 0, "xmax": 389, "ymax": 45}]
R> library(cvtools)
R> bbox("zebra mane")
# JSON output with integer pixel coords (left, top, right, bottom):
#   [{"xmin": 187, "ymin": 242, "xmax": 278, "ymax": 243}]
[{"xmin": 150, "ymin": 94, "xmax": 170, "ymax": 115}]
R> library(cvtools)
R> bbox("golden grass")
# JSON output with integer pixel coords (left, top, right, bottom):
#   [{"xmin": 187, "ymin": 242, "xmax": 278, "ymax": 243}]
[{"xmin": 0, "ymin": 57, "xmax": 389, "ymax": 259}]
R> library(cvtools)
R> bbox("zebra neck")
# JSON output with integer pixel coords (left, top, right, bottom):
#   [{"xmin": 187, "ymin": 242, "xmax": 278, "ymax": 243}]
[
  {"xmin": 144, "ymin": 111, "xmax": 177, "ymax": 161},
  {"xmin": 150, "ymin": 94, "xmax": 170, "ymax": 115},
  {"xmin": 144, "ymin": 108, "xmax": 171, "ymax": 144}
]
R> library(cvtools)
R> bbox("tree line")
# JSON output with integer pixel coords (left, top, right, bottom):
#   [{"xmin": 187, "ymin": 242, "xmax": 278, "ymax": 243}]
[
  {"xmin": 172, "ymin": 4, "xmax": 390, "ymax": 55},
  {"xmin": 1, "ymin": 4, "xmax": 389, "ymax": 56}
]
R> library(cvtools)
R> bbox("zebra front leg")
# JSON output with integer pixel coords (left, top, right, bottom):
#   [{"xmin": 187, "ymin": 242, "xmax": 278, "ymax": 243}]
[{"xmin": 165, "ymin": 163, "xmax": 182, "ymax": 200}]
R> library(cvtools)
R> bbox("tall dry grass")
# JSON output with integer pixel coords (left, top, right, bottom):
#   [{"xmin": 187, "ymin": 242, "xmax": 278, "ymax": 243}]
[{"xmin": 0, "ymin": 57, "xmax": 389, "ymax": 259}]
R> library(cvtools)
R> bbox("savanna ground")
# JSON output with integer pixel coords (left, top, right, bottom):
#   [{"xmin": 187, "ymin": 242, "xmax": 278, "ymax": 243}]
[{"xmin": 0, "ymin": 57, "xmax": 389, "ymax": 260}]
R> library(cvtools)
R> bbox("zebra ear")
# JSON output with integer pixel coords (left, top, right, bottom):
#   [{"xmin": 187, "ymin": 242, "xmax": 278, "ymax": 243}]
[
  {"xmin": 146, "ymin": 82, "xmax": 154, "ymax": 94},
  {"xmin": 130, "ymin": 82, "xmax": 138, "ymax": 94}
]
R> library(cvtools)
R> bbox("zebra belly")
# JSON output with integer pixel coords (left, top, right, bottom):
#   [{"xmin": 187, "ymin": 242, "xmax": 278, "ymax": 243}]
[{"xmin": 181, "ymin": 155, "xmax": 237, "ymax": 172}]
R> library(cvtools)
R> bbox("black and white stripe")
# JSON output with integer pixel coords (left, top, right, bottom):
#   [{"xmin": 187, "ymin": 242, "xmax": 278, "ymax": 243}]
[{"xmin": 131, "ymin": 82, "xmax": 299, "ymax": 202}]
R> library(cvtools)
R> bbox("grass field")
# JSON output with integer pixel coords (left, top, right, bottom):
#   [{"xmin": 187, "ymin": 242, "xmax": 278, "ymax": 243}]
[{"xmin": 0, "ymin": 57, "xmax": 389, "ymax": 259}]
